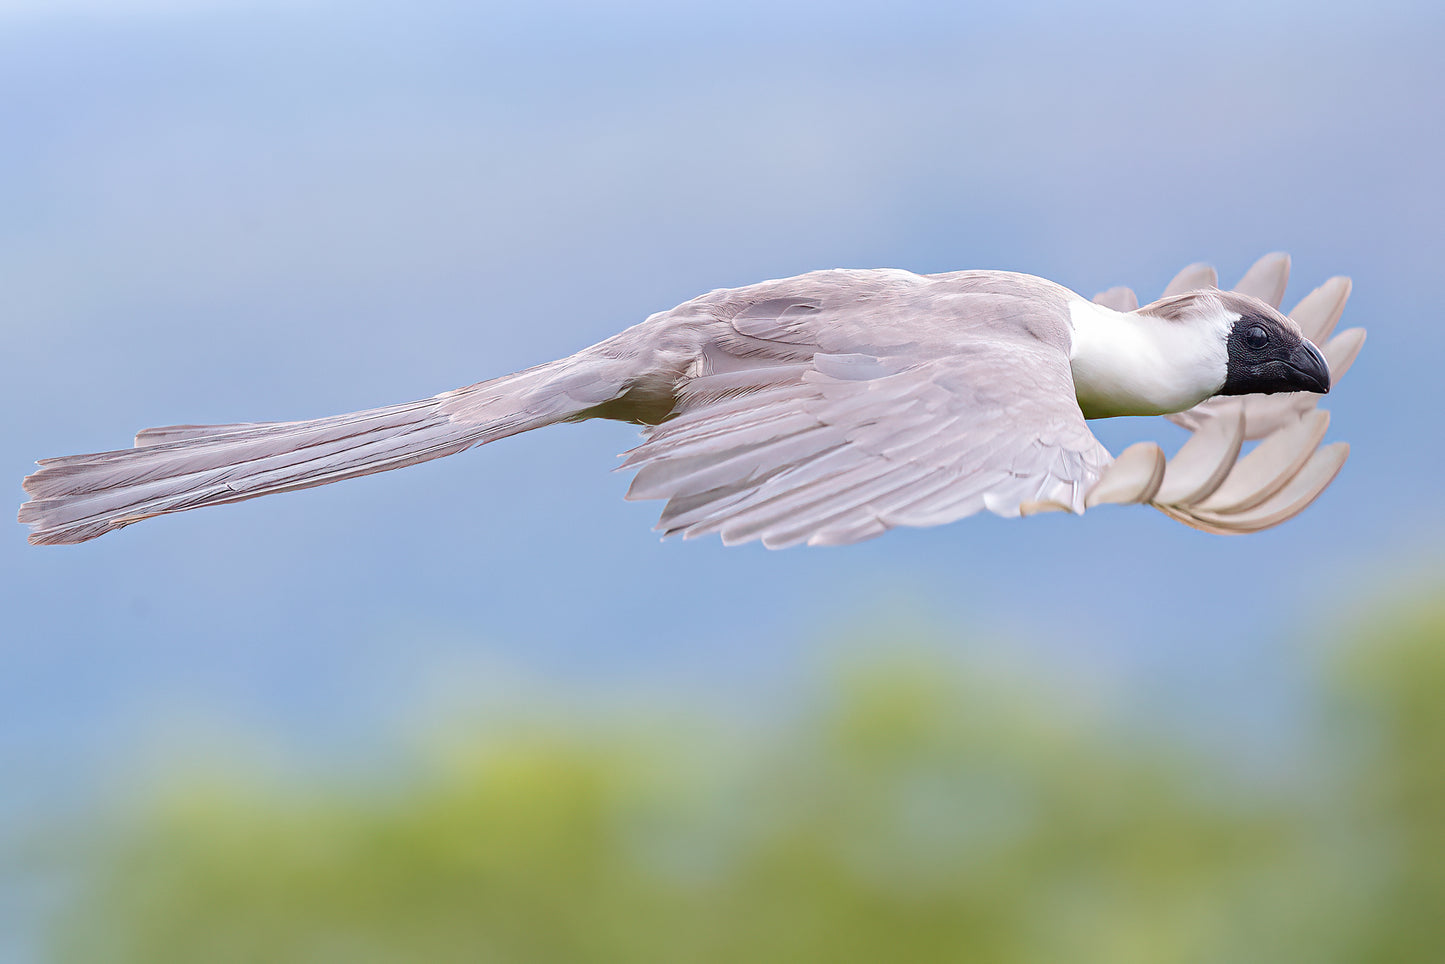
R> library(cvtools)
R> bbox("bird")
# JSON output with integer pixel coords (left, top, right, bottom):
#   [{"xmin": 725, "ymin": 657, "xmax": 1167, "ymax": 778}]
[{"xmin": 18, "ymin": 253, "xmax": 1358, "ymax": 548}]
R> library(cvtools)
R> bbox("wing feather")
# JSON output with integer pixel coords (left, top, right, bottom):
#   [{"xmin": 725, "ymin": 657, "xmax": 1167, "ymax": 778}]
[{"xmin": 623, "ymin": 284, "xmax": 1111, "ymax": 547}]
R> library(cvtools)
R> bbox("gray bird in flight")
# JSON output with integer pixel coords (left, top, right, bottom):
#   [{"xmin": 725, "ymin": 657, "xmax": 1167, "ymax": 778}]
[{"xmin": 20, "ymin": 257, "xmax": 1347, "ymax": 548}]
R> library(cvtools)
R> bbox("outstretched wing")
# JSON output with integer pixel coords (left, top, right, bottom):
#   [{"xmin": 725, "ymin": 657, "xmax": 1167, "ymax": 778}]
[{"xmin": 621, "ymin": 279, "xmax": 1111, "ymax": 548}]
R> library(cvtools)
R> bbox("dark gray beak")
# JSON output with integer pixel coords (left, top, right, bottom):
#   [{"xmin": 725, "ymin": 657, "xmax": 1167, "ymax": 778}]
[{"xmin": 1289, "ymin": 340, "xmax": 1331, "ymax": 394}]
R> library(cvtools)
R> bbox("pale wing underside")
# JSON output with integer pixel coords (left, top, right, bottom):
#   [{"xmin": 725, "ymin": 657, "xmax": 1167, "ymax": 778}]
[{"xmin": 621, "ymin": 297, "xmax": 1110, "ymax": 549}]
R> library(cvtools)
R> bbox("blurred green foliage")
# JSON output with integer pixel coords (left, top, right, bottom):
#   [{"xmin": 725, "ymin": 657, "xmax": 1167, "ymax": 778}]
[{"xmin": 46, "ymin": 592, "xmax": 1445, "ymax": 964}]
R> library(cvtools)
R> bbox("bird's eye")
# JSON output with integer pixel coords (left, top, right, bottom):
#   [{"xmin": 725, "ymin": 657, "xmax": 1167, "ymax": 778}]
[{"xmin": 1244, "ymin": 325, "xmax": 1270, "ymax": 350}]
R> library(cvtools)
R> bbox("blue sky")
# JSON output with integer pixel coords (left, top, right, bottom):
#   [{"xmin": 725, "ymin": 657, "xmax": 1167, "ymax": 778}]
[{"xmin": 2, "ymin": 0, "xmax": 1443, "ymax": 852}]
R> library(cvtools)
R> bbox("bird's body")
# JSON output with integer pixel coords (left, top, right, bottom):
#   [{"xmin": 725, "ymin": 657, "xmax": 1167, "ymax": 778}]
[{"xmin": 19, "ymin": 262, "xmax": 1336, "ymax": 548}]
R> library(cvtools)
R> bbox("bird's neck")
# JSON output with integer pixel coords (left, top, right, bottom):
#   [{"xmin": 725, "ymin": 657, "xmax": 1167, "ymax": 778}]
[{"xmin": 1066, "ymin": 299, "xmax": 1228, "ymax": 419}]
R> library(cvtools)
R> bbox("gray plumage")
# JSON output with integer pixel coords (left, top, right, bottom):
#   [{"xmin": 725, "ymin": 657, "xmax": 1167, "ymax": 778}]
[
  {"xmin": 20, "ymin": 266, "xmax": 1323, "ymax": 547},
  {"xmin": 619, "ymin": 270, "xmax": 1108, "ymax": 547}
]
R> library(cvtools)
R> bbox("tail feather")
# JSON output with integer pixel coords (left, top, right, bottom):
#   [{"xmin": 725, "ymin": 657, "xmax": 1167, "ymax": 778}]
[
  {"xmin": 32, "ymin": 401, "xmax": 441, "ymax": 498},
  {"xmin": 19, "ymin": 364, "xmax": 592, "ymax": 545},
  {"xmin": 134, "ymin": 422, "xmax": 287, "ymax": 446}
]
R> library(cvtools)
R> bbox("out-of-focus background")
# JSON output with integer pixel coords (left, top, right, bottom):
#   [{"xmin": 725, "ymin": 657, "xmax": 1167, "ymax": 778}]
[{"xmin": 3, "ymin": 1, "xmax": 1443, "ymax": 960}]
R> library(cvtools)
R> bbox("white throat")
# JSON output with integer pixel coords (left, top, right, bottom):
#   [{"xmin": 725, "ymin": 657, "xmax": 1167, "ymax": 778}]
[{"xmin": 1067, "ymin": 299, "xmax": 1232, "ymax": 419}]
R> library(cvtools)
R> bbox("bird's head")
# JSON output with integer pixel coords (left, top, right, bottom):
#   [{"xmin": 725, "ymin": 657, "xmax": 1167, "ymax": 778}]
[
  {"xmin": 1138, "ymin": 290, "xmax": 1331, "ymax": 397},
  {"xmin": 1070, "ymin": 288, "xmax": 1331, "ymax": 419}
]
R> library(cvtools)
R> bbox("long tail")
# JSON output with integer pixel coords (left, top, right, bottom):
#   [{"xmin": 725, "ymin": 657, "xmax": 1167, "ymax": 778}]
[{"xmin": 19, "ymin": 358, "xmax": 618, "ymax": 545}]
